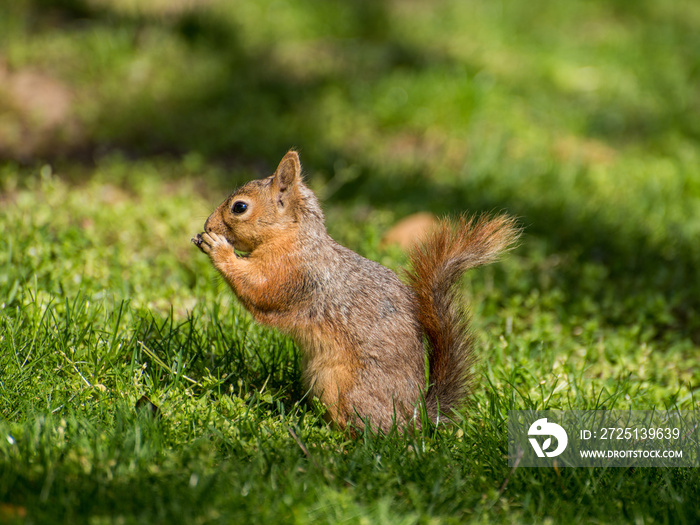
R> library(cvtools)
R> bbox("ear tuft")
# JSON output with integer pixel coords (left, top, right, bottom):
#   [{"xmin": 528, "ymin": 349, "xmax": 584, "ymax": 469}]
[{"xmin": 274, "ymin": 150, "xmax": 301, "ymax": 192}]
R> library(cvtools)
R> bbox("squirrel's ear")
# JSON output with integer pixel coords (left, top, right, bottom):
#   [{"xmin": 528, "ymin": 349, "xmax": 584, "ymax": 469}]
[
  {"xmin": 272, "ymin": 151, "xmax": 301, "ymax": 207},
  {"xmin": 272, "ymin": 151, "xmax": 301, "ymax": 205}
]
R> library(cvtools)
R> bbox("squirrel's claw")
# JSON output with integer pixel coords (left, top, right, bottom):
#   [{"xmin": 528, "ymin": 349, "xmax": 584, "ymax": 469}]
[{"xmin": 192, "ymin": 233, "xmax": 209, "ymax": 253}]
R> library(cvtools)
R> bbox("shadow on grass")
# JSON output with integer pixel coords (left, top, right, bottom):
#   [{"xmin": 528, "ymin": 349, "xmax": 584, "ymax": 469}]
[{"xmin": 20, "ymin": 0, "xmax": 452, "ymax": 170}]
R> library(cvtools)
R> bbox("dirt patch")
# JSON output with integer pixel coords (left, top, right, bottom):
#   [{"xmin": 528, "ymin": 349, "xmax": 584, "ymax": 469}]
[
  {"xmin": 381, "ymin": 212, "xmax": 439, "ymax": 251},
  {"xmin": 552, "ymin": 135, "xmax": 617, "ymax": 166},
  {"xmin": 0, "ymin": 59, "xmax": 83, "ymax": 161}
]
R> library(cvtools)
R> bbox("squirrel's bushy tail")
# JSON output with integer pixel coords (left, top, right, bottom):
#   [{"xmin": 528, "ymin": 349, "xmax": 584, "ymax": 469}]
[{"xmin": 406, "ymin": 214, "xmax": 520, "ymax": 423}]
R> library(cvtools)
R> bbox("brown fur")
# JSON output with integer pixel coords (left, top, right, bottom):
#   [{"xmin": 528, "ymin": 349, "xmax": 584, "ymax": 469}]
[{"xmin": 193, "ymin": 150, "xmax": 519, "ymax": 432}]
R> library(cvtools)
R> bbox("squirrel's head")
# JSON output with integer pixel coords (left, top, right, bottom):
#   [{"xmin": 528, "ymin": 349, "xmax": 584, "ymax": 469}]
[{"xmin": 204, "ymin": 150, "xmax": 324, "ymax": 253}]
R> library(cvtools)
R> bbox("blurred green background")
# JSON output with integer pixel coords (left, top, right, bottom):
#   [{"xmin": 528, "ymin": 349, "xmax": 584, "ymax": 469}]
[
  {"xmin": 2, "ymin": 0, "xmax": 700, "ymax": 523},
  {"xmin": 3, "ymin": 0, "xmax": 700, "ymax": 341}
]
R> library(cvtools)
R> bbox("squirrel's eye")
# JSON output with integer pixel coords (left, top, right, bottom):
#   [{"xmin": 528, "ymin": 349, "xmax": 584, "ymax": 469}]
[{"xmin": 232, "ymin": 201, "xmax": 248, "ymax": 214}]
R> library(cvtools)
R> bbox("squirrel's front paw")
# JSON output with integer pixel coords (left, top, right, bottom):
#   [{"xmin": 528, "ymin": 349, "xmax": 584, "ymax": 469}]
[
  {"xmin": 192, "ymin": 232, "xmax": 232, "ymax": 256},
  {"xmin": 191, "ymin": 233, "xmax": 204, "ymax": 251}
]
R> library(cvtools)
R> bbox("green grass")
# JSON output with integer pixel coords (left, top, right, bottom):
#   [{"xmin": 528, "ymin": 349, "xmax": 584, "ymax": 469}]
[{"xmin": 2, "ymin": 0, "xmax": 700, "ymax": 523}]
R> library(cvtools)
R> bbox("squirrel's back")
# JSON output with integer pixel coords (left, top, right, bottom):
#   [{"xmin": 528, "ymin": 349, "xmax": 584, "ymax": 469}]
[{"xmin": 194, "ymin": 150, "xmax": 519, "ymax": 432}]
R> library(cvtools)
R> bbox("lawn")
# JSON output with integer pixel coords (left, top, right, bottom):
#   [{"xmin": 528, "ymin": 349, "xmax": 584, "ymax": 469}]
[{"xmin": 1, "ymin": 0, "xmax": 700, "ymax": 523}]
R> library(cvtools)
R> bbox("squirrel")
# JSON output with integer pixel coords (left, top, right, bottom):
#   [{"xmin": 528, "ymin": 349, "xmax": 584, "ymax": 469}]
[{"xmin": 192, "ymin": 150, "xmax": 519, "ymax": 432}]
